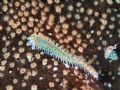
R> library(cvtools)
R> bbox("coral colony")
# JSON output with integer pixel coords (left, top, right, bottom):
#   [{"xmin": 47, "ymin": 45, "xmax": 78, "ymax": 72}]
[{"xmin": 0, "ymin": 0, "xmax": 120, "ymax": 90}]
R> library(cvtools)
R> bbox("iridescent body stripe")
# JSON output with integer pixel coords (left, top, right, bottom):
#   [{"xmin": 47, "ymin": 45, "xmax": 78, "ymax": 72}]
[{"xmin": 26, "ymin": 33, "xmax": 98, "ymax": 79}]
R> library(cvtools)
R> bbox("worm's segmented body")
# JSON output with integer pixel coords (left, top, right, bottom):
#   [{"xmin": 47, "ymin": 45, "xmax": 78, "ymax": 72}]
[{"xmin": 26, "ymin": 33, "xmax": 98, "ymax": 79}]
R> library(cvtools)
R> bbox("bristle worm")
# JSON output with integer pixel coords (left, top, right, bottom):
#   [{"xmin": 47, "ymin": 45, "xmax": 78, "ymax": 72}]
[{"xmin": 26, "ymin": 33, "xmax": 98, "ymax": 79}]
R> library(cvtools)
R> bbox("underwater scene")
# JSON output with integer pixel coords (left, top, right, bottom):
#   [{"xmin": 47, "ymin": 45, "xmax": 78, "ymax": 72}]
[{"xmin": 0, "ymin": 0, "xmax": 120, "ymax": 90}]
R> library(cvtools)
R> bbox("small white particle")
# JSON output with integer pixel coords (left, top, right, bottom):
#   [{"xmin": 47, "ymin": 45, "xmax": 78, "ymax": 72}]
[
  {"xmin": 53, "ymin": 67, "xmax": 58, "ymax": 71},
  {"xmin": 107, "ymin": 83, "xmax": 112, "ymax": 88},
  {"xmin": 9, "ymin": 70, "xmax": 12, "ymax": 73},
  {"xmin": 53, "ymin": 74, "xmax": 57, "ymax": 77},
  {"xmin": 39, "ymin": 77, "xmax": 43, "ymax": 80}
]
